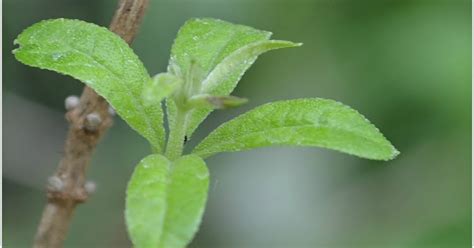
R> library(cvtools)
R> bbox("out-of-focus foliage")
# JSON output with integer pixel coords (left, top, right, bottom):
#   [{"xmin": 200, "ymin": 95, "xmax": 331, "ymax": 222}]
[{"xmin": 3, "ymin": 0, "xmax": 470, "ymax": 247}]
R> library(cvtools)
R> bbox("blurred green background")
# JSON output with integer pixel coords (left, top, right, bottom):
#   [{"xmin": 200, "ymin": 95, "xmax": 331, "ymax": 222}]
[{"xmin": 3, "ymin": 0, "xmax": 471, "ymax": 247}]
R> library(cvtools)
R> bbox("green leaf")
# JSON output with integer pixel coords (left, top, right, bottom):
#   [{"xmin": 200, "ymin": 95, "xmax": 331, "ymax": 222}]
[
  {"xmin": 182, "ymin": 40, "xmax": 301, "ymax": 138},
  {"xmin": 187, "ymin": 94, "xmax": 248, "ymax": 109},
  {"xmin": 143, "ymin": 73, "xmax": 182, "ymax": 106},
  {"xmin": 169, "ymin": 18, "xmax": 271, "ymax": 80},
  {"xmin": 200, "ymin": 40, "xmax": 302, "ymax": 94},
  {"xmin": 194, "ymin": 98, "xmax": 399, "ymax": 160},
  {"xmin": 168, "ymin": 18, "xmax": 300, "ymax": 138},
  {"xmin": 126, "ymin": 154, "xmax": 209, "ymax": 248},
  {"xmin": 125, "ymin": 155, "xmax": 169, "ymax": 248},
  {"xmin": 13, "ymin": 19, "xmax": 165, "ymax": 151}
]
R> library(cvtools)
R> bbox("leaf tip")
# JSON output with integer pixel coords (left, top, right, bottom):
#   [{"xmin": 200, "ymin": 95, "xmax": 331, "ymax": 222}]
[
  {"xmin": 271, "ymin": 40, "xmax": 303, "ymax": 49},
  {"xmin": 389, "ymin": 147, "xmax": 400, "ymax": 160},
  {"xmin": 377, "ymin": 144, "xmax": 399, "ymax": 161}
]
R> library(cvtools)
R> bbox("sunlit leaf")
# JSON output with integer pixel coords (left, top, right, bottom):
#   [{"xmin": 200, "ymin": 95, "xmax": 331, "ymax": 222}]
[
  {"xmin": 168, "ymin": 18, "xmax": 294, "ymax": 138},
  {"xmin": 13, "ymin": 19, "xmax": 165, "ymax": 151},
  {"xmin": 194, "ymin": 98, "xmax": 399, "ymax": 160},
  {"xmin": 126, "ymin": 154, "xmax": 209, "ymax": 248}
]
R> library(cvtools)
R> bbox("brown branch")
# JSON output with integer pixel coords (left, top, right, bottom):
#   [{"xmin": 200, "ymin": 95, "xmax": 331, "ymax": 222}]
[{"xmin": 33, "ymin": 0, "xmax": 149, "ymax": 247}]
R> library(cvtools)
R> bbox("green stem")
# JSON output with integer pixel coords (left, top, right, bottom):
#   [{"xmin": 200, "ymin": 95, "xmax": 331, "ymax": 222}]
[{"xmin": 165, "ymin": 108, "xmax": 187, "ymax": 160}]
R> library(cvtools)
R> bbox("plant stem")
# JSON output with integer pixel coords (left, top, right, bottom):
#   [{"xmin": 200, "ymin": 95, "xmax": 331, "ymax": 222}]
[
  {"xmin": 165, "ymin": 108, "xmax": 188, "ymax": 160},
  {"xmin": 33, "ymin": 1, "xmax": 149, "ymax": 248}
]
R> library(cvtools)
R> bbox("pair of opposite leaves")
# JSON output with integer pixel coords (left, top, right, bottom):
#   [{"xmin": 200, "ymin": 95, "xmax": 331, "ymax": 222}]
[{"xmin": 14, "ymin": 18, "xmax": 398, "ymax": 248}]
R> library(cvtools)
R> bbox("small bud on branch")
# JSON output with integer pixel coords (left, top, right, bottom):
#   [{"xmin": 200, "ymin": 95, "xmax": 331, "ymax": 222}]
[
  {"xmin": 64, "ymin": 96, "xmax": 80, "ymax": 111},
  {"xmin": 84, "ymin": 113, "xmax": 102, "ymax": 132},
  {"xmin": 47, "ymin": 176, "xmax": 64, "ymax": 192},
  {"xmin": 84, "ymin": 181, "xmax": 97, "ymax": 195}
]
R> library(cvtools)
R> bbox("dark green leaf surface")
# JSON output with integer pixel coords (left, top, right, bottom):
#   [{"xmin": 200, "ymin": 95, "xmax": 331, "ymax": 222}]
[
  {"xmin": 194, "ymin": 98, "xmax": 399, "ymax": 160},
  {"xmin": 126, "ymin": 154, "xmax": 209, "ymax": 248},
  {"xmin": 13, "ymin": 19, "xmax": 165, "ymax": 151}
]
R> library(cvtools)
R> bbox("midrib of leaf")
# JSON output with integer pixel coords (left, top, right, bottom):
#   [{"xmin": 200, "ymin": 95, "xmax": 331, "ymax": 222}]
[
  {"xmin": 156, "ymin": 162, "xmax": 199, "ymax": 248},
  {"xmin": 196, "ymin": 124, "xmax": 391, "ymax": 157},
  {"xmin": 126, "ymin": 155, "xmax": 170, "ymax": 247},
  {"xmin": 157, "ymin": 167, "xmax": 172, "ymax": 247},
  {"xmin": 130, "ymin": 161, "xmax": 190, "ymax": 247}
]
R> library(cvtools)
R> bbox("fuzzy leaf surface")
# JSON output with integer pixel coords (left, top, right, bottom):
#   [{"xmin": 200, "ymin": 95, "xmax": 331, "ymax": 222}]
[
  {"xmin": 143, "ymin": 73, "xmax": 182, "ymax": 106},
  {"xmin": 194, "ymin": 98, "xmax": 399, "ymax": 160},
  {"xmin": 167, "ymin": 18, "xmax": 273, "ymax": 137},
  {"xmin": 13, "ymin": 19, "xmax": 165, "ymax": 151},
  {"xmin": 126, "ymin": 154, "xmax": 209, "ymax": 248}
]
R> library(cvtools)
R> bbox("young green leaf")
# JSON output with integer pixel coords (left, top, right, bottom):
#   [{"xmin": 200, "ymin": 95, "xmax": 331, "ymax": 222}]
[
  {"xmin": 126, "ymin": 154, "xmax": 209, "ymax": 248},
  {"xmin": 187, "ymin": 94, "xmax": 248, "ymax": 109},
  {"xmin": 200, "ymin": 40, "xmax": 302, "ymax": 93},
  {"xmin": 13, "ymin": 19, "xmax": 165, "ymax": 151},
  {"xmin": 169, "ymin": 18, "xmax": 271, "ymax": 79},
  {"xmin": 181, "ymin": 40, "xmax": 301, "ymax": 139},
  {"xmin": 194, "ymin": 98, "xmax": 399, "ymax": 160},
  {"xmin": 168, "ymin": 18, "xmax": 298, "ymax": 138},
  {"xmin": 143, "ymin": 73, "xmax": 182, "ymax": 106}
]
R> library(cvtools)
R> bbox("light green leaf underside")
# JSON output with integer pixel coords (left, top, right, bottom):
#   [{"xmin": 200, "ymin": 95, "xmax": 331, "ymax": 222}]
[
  {"xmin": 126, "ymin": 155, "xmax": 169, "ymax": 248},
  {"xmin": 143, "ymin": 73, "xmax": 182, "ymax": 106},
  {"xmin": 167, "ymin": 18, "xmax": 273, "ymax": 138},
  {"xmin": 184, "ymin": 40, "xmax": 301, "ymax": 139},
  {"xmin": 126, "ymin": 154, "xmax": 209, "ymax": 248},
  {"xmin": 194, "ymin": 98, "xmax": 399, "ymax": 160},
  {"xmin": 200, "ymin": 40, "xmax": 302, "ymax": 93},
  {"xmin": 13, "ymin": 19, "xmax": 165, "ymax": 151}
]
